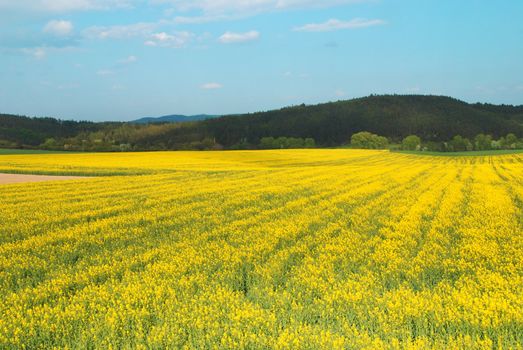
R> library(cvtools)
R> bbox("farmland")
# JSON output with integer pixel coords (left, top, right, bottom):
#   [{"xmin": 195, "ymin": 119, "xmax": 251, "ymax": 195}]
[{"xmin": 1, "ymin": 150, "xmax": 522, "ymax": 349}]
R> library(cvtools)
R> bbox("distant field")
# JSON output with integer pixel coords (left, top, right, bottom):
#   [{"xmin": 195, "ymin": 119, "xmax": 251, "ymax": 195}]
[{"xmin": 1, "ymin": 150, "xmax": 522, "ymax": 349}]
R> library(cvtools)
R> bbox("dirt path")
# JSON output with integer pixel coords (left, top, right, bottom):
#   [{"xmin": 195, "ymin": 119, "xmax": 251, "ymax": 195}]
[{"xmin": 0, "ymin": 173, "xmax": 86, "ymax": 185}]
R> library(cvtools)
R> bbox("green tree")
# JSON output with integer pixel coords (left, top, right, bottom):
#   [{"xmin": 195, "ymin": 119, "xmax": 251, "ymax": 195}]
[
  {"xmin": 304, "ymin": 138, "xmax": 316, "ymax": 148},
  {"xmin": 474, "ymin": 134, "xmax": 493, "ymax": 151},
  {"xmin": 41, "ymin": 137, "xmax": 58, "ymax": 150},
  {"xmin": 493, "ymin": 137, "xmax": 505, "ymax": 150},
  {"xmin": 401, "ymin": 135, "xmax": 422, "ymax": 151},
  {"xmin": 505, "ymin": 133, "xmax": 518, "ymax": 149},
  {"xmin": 351, "ymin": 132, "xmax": 388, "ymax": 149},
  {"xmin": 259, "ymin": 137, "xmax": 276, "ymax": 149},
  {"xmin": 276, "ymin": 137, "xmax": 289, "ymax": 149},
  {"xmin": 119, "ymin": 143, "xmax": 132, "ymax": 152},
  {"xmin": 286, "ymin": 137, "xmax": 304, "ymax": 149},
  {"xmin": 351, "ymin": 132, "xmax": 373, "ymax": 148},
  {"xmin": 449, "ymin": 135, "xmax": 470, "ymax": 152},
  {"xmin": 375, "ymin": 136, "xmax": 388, "ymax": 149}
]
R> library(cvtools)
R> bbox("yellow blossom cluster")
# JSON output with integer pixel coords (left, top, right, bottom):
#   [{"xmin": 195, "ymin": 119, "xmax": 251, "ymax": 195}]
[{"xmin": 0, "ymin": 149, "xmax": 522, "ymax": 348}]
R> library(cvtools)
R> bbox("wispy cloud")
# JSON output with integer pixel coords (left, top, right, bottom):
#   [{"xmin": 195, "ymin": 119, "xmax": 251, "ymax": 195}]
[
  {"xmin": 118, "ymin": 55, "xmax": 138, "ymax": 64},
  {"xmin": 83, "ymin": 22, "xmax": 195, "ymax": 48},
  {"xmin": 155, "ymin": 0, "xmax": 369, "ymax": 24},
  {"xmin": 83, "ymin": 22, "xmax": 157, "ymax": 40},
  {"xmin": 16, "ymin": 46, "xmax": 79, "ymax": 59},
  {"xmin": 154, "ymin": 0, "xmax": 367, "ymax": 15},
  {"xmin": 21, "ymin": 47, "xmax": 47, "ymax": 59},
  {"xmin": 43, "ymin": 20, "xmax": 74, "ymax": 36},
  {"xmin": 201, "ymin": 82, "xmax": 223, "ymax": 89},
  {"xmin": 144, "ymin": 31, "xmax": 194, "ymax": 48},
  {"xmin": 1, "ymin": 20, "xmax": 78, "ymax": 57},
  {"xmin": 294, "ymin": 18, "xmax": 386, "ymax": 32},
  {"xmin": 173, "ymin": 14, "xmax": 236, "ymax": 24},
  {"xmin": 0, "ymin": 0, "xmax": 133, "ymax": 13},
  {"xmin": 1, "ymin": 0, "xmax": 368, "ymax": 16},
  {"xmin": 218, "ymin": 31, "xmax": 259, "ymax": 44}
]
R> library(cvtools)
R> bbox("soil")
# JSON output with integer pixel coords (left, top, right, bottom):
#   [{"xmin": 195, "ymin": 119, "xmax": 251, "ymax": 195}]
[{"xmin": 0, "ymin": 173, "xmax": 85, "ymax": 185}]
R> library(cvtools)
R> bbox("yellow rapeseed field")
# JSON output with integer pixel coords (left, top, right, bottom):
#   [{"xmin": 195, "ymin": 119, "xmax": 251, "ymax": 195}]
[{"xmin": 1, "ymin": 149, "xmax": 522, "ymax": 349}]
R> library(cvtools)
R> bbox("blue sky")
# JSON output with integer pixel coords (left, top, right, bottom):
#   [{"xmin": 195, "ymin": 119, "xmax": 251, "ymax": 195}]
[{"xmin": 0, "ymin": 0, "xmax": 522, "ymax": 121}]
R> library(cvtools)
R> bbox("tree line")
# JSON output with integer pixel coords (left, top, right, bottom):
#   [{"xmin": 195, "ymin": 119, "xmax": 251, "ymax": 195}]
[
  {"xmin": 1, "ymin": 95, "xmax": 522, "ymax": 151},
  {"xmin": 350, "ymin": 131, "xmax": 523, "ymax": 152}
]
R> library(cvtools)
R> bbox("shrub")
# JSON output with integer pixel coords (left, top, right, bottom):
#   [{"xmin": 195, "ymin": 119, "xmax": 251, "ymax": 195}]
[
  {"xmin": 402, "ymin": 135, "xmax": 422, "ymax": 151},
  {"xmin": 350, "ymin": 132, "xmax": 388, "ymax": 149}
]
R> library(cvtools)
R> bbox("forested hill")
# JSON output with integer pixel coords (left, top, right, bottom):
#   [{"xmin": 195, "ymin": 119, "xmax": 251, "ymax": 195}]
[
  {"xmin": 1, "ymin": 95, "xmax": 523, "ymax": 150},
  {"xmin": 0, "ymin": 114, "xmax": 105, "ymax": 147},
  {"xmin": 200, "ymin": 95, "xmax": 523, "ymax": 146}
]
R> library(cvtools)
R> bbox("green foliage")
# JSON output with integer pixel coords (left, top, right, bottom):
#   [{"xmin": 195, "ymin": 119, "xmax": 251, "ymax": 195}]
[
  {"xmin": 0, "ymin": 114, "xmax": 104, "ymax": 147},
  {"xmin": 259, "ymin": 137, "xmax": 316, "ymax": 149},
  {"xmin": 351, "ymin": 132, "xmax": 388, "ymax": 149},
  {"xmin": 410, "ymin": 132, "xmax": 523, "ymax": 153},
  {"xmin": 505, "ymin": 133, "xmax": 518, "ymax": 149},
  {"xmin": 304, "ymin": 138, "xmax": 316, "ymax": 148},
  {"xmin": 448, "ymin": 135, "xmax": 473, "ymax": 152},
  {"xmin": 474, "ymin": 134, "xmax": 493, "ymax": 151},
  {"xmin": 402, "ymin": 135, "xmax": 422, "ymax": 151},
  {"xmin": 204, "ymin": 95, "xmax": 523, "ymax": 147},
  {"xmin": 259, "ymin": 137, "xmax": 276, "ymax": 149},
  {"xmin": 2, "ymin": 95, "xmax": 523, "ymax": 151}
]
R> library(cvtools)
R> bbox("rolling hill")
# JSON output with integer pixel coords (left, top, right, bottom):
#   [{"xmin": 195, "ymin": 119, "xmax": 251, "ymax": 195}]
[
  {"xmin": 2, "ymin": 95, "xmax": 522, "ymax": 150},
  {"xmin": 200, "ymin": 95, "xmax": 523, "ymax": 146}
]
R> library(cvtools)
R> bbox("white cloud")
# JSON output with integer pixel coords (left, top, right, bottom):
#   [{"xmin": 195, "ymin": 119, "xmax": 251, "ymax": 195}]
[
  {"xmin": 153, "ymin": 0, "xmax": 370, "ymax": 24},
  {"xmin": 218, "ymin": 31, "xmax": 259, "ymax": 44},
  {"xmin": 83, "ymin": 23, "xmax": 156, "ymax": 39},
  {"xmin": 0, "ymin": 0, "xmax": 367, "ymax": 16},
  {"xmin": 85, "ymin": 23, "xmax": 198, "ymax": 49},
  {"xmin": 18, "ymin": 46, "xmax": 78, "ymax": 59},
  {"xmin": 0, "ymin": 0, "xmax": 133, "ymax": 12},
  {"xmin": 144, "ymin": 31, "xmax": 194, "ymax": 48},
  {"xmin": 43, "ymin": 20, "xmax": 74, "ymax": 36},
  {"xmin": 119, "ymin": 55, "xmax": 138, "ymax": 64},
  {"xmin": 294, "ymin": 18, "xmax": 386, "ymax": 32},
  {"xmin": 21, "ymin": 47, "xmax": 47, "ymax": 59},
  {"xmin": 201, "ymin": 82, "xmax": 223, "ymax": 89},
  {"xmin": 153, "ymin": 0, "xmax": 365, "ymax": 15},
  {"xmin": 174, "ymin": 14, "xmax": 235, "ymax": 24}
]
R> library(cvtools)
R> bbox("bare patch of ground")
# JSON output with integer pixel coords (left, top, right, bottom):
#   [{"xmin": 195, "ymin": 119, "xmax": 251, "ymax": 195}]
[{"xmin": 0, "ymin": 173, "xmax": 86, "ymax": 185}]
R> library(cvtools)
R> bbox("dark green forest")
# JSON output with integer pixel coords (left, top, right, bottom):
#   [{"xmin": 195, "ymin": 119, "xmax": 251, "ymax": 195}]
[{"xmin": 2, "ymin": 95, "xmax": 522, "ymax": 152}]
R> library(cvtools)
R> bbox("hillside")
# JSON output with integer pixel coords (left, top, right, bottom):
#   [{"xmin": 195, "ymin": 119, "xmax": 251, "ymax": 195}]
[
  {"xmin": 200, "ymin": 95, "xmax": 523, "ymax": 146},
  {"xmin": 1, "ymin": 95, "xmax": 522, "ymax": 150},
  {"xmin": 0, "ymin": 114, "xmax": 105, "ymax": 147}
]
